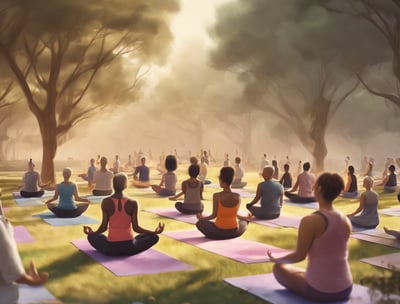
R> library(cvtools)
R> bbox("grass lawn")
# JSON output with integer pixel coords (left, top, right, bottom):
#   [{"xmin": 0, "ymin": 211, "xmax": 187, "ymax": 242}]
[{"xmin": 1, "ymin": 165, "xmax": 400, "ymax": 304}]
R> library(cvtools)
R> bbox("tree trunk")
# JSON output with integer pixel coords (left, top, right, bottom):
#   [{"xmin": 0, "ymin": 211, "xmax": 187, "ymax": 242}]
[
  {"xmin": 38, "ymin": 116, "xmax": 58, "ymax": 185},
  {"xmin": 312, "ymin": 138, "xmax": 327, "ymax": 173}
]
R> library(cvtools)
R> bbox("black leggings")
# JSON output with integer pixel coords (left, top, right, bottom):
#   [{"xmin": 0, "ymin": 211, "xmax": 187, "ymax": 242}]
[
  {"xmin": 285, "ymin": 192, "xmax": 316, "ymax": 203},
  {"xmin": 247, "ymin": 206, "xmax": 280, "ymax": 220},
  {"xmin": 20, "ymin": 190, "xmax": 44, "ymax": 198},
  {"xmin": 87, "ymin": 233, "xmax": 159, "ymax": 256},
  {"xmin": 175, "ymin": 202, "xmax": 203, "ymax": 214},
  {"xmin": 47, "ymin": 204, "xmax": 88, "ymax": 218},
  {"xmin": 92, "ymin": 189, "xmax": 112, "ymax": 196},
  {"xmin": 196, "ymin": 219, "xmax": 248, "ymax": 240}
]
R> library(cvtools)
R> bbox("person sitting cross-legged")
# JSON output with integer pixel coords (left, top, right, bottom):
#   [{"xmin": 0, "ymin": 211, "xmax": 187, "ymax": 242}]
[
  {"xmin": 132, "ymin": 156, "xmax": 150, "ymax": 188},
  {"xmin": 285, "ymin": 162, "xmax": 316, "ymax": 203},
  {"xmin": 246, "ymin": 166, "xmax": 283, "ymax": 220},
  {"xmin": 84, "ymin": 173, "xmax": 164, "ymax": 256}
]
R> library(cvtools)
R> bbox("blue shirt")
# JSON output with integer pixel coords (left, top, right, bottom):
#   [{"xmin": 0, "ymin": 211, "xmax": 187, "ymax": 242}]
[
  {"xmin": 260, "ymin": 180, "xmax": 283, "ymax": 214},
  {"xmin": 57, "ymin": 183, "xmax": 76, "ymax": 210},
  {"xmin": 134, "ymin": 165, "xmax": 150, "ymax": 182}
]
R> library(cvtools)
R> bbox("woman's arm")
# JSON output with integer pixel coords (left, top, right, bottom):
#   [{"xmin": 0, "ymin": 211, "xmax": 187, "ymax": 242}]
[
  {"xmin": 246, "ymin": 183, "xmax": 262, "ymax": 207},
  {"xmin": 347, "ymin": 194, "xmax": 366, "ymax": 216},
  {"xmin": 287, "ymin": 177, "xmax": 299, "ymax": 192},
  {"xmin": 83, "ymin": 199, "xmax": 110, "ymax": 235},
  {"xmin": 196, "ymin": 193, "xmax": 218, "ymax": 220},
  {"xmin": 129, "ymin": 200, "xmax": 164, "ymax": 234},
  {"xmin": 73, "ymin": 184, "xmax": 90, "ymax": 203},
  {"xmin": 16, "ymin": 261, "xmax": 49, "ymax": 286},
  {"xmin": 200, "ymin": 182, "xmax": 204, "ymax": 200},
  {"xmin": 44, "ymin": 187, "xmax": 59, "ymax": 205},
  {"xmin": 344, "ymin": 175, "xmax": 351, "ymax": 192}
]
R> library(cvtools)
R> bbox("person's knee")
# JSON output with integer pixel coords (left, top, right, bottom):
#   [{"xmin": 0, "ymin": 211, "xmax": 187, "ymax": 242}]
[{"xmin": 272, "ymin": 263, "xmax": 286, "ymax": 284}]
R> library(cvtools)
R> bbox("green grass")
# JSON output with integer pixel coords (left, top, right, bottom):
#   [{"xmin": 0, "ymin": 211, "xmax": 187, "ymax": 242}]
[{"xmin": 1, "ymin": 167, "xmax": 400, "ymax": 304}]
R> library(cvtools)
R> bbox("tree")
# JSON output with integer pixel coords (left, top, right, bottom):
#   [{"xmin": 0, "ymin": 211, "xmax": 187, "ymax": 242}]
[
  {"xmin": 0, "ymin": 0, "xmax": 179, "ymax": 183},
  {"xmin": 209, "ymin": 0, "xmax": 382, "ymax": 172}
]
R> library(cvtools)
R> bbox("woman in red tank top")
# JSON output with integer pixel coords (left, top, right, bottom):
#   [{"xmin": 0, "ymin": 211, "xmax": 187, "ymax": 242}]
[{"xmin": 83, "ymin": 173, "xmax": 164, "ymax": 256}]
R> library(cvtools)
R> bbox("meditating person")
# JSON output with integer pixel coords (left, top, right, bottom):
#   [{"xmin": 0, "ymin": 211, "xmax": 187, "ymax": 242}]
[
  {"xmin": 341, "ymin": 165, "xmax": 358, "ymax": 198},
  {"xmin": 196, "ymin": 166, "xmax": 250, "ymax": 240},
  {"xmin": 231, "ymin": 157, "xmax": 247, "ymax": 188},
  {"xmin": 377, "ymin": 164, "xmax": 397, "ymax": 193},
  {"xmin": 83, "ymin": 173, "xmax": 164, "ymax": 256},
  {"xmin": 189, "ymin": 156, "xmax": 199, "ymax": 165},
  {"xmin": 198, "ymin": 156, "xmax": 211, "ymax": 185},
  {"xmin": 285, "ymin": 162, "xmax": 316, "ymax": 203},
  {"xmin": 110, "ymin": 155, "xmax": 120, "ymax": 174},
  {"xmin": 151, "ymin": 155, "xmax": 178, "ymax": 196},
  {"xmin": 246, "ymin": 166, "xmax": 283, "ymax": 220},
  {"xmin": 271, "ymin": 159, "xmax": 279, "ymax": 180},
  {"xmin": 362, "ymin": 157, "xmax": 374, "ymax": 177},
  {"xmin": 169, "ymin": 164, "xmax": 204, "ymax": 214},
  {"xmin": 223, "ymin": 153, "xmax": 231, "ymax": 167},
  {"xmin": 45, "ymin": 167, "xmax": 90, "ymax": 218},
  {"xmin": 0, "ymin": 202, "xmax": 49, "ymax": 304},
  {"xmin": 259, "ymin": 153, "xmax": 269, "ymax": 175},
  {"xmin": 347, "ymin": 176, "xmax": 379, "ymax": 229},
  {"xmin": 268, "ymin": 172, "xmax": 353, "ymax": 302},
  {"xmin": 78, "ymin": 158, "xmax": 97, "ymax": 188},
  {"xmin": 19, "ymin": 159, "xmax": 48, "ymax": 198},
  {"xmin": 92, "ymin": 156, "xmax": 113, "ymax": 196},
  {"xmin": 132, "ymin": 156, "xmax": 150, "ymax": 188},
  {"xmin": 279, "ymin": 163, "xmax": 293, "ymax": 189},
  {"xmin": 384, "ymin": 226, "xmax": 400, "ymax": 239}
]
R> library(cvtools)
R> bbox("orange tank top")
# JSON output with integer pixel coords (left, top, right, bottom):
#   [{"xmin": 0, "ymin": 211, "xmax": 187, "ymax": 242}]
[
  {"xmin": 107, "ymin": 197, "xmax": 134, "ymax": 242},
  {"xmin": 215, "ymin": 197, "xmax": 239, "ymax": 229}
]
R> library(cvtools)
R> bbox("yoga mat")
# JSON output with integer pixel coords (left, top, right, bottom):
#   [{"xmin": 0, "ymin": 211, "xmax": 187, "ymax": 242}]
[
  {"xmin": 71, "ymin": 239, "xmax": 192, "ymax": 276},
  {"xmin": 12, "ymin": 191, "xmax": 54, "ymax": 207},
  {"xmin": 84, "ymin": 195, "xmax": 108, "ymax": 204},
  {"xmin": 352, "ymin": 228, "xmax": 397, "ymax": 240},
  {"xmin": 361, "ymin": 252, "xmax": 400, "ymax": 270},
  {"xmin": 19, "ymin": 284, "xmax": 62, "ymax": 304},
  {"xmin": 224, "ymin": 273, "xmax": 400, "ymax": 304},
  {"xmin": 234, "ymin": 189, "xmax": 256, "ymax": 198},
  {"xmin": 252, "ymin": 214, "xmax": 301, "ymax": 229},
  {"xmin": 164, "ymin": 230, "xmax": 290, "ymax": 263},
  {"xmin": 145, "ymin": 208, "xmax": 198, "ymax": 224},
  {"xmin": 14, "ymin": 225, "xmax": 34, "ymax": 243},
  {"xmin": 34, "ymin": 212, "xmax": 98, "ymax": 227},
  {"xmin": 283, "ymin": 199, "xmax": 318, "ymax": 209},
  {"xmin": 351, "ymin": 233, "xmax": 400, "ymax": 249},
  {"xmin": 379, "ymin": 207, "xmax": 400, "ymax": 216}
]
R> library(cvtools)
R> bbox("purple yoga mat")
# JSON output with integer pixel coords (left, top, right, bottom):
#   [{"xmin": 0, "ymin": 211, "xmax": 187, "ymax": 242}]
[
  {"xmin": 351, "ymin": 233, "xmax": 400, "ymax": 249},
  {"xmin": 14, "ymin": 225, "xmax": 35, "ymax": 243},
  {"xmin": 379, "ymin": 207, "xmax": 400, "ymax": 216},
  {"xmin": 224, "ymin": 273, "xmax": 400, "ymax": 304},
  {"xmin": 71, "ymin": 239, "xmax": 192, "ymax": 276},
  {"xmin": 252, "ymin": 214, "xmax": 301, "ymax": 229},
  {"xmin": 19, "ymin": 284, "xmax": 61, "ymax": 304},
  {"xmin": 146, "ymin": 208, "xmax": 198, "ymax": 224},
  {"xmin": 361, "ymin": 252, "xmax": 400, "ymax": 270},
  {"xmin": 164, "ymin": 230, "xmax": 290, "ymax": 263}
]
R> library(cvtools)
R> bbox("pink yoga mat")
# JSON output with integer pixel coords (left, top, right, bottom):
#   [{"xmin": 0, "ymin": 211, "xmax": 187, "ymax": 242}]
[
  {"xmin": 252, "ymin": 215, "xmax": 301, "ymax": 229},
  {"xmin": 361, "ymin": 252, "xmax": 400, "ymax": 270},
  {"xmin": 14, "ymin": 226, "xmax": 35, "ymax": 243},
  {"xmin": 164, "ymin": 230, "xmax": 290, "ymax": 263},
  {"xmin": 146, "ymin": 208, "xmax": 198, "ymax": 224},
  {"xmin": 71, "ymin": 239, "xmax": 192, "ymax": 276},
  {"xmin": 224, "ymin": 273, "xmax": 400, "ymax": 304}
]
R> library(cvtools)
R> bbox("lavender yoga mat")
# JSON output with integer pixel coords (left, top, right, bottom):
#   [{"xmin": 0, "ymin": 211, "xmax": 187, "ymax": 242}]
[
  {"xmin": 146, "ymin": 208, "xmax": 198, "ymax": 224},
  {"xmin": 71, "ymin": 239, "xmax": 192, "ymax": 276},
  {"xmin": 224, "ymin": 273, "xmax": 400, "ymax": 304},
  {"xmin": 283, "ymin": 199, "xmax": 318, "ymax": 209},
  {"xmin": 361, "ymin": 252, "xmax": 400, "ymax": 270},
  {"xmin": 14, "ymin": 225, "xmax": 35, "ymax": 243},
  {"xmin": 351, "ymin": 233, "xmax": 400, "ymax": 249},
  {"xmin": 164, "ymin": 230, "xmax": 290, "ymax": 263},
  {"xmin": 252, "ymin": 214, "xmax": 301, "ymax": 229},
  {"xmin": 19, "ymin": 284, "xmax": 62, "ymax": 304},
  {"xmin": 379, "ymin": 207, "xmax": 400, "ymax": 216}
]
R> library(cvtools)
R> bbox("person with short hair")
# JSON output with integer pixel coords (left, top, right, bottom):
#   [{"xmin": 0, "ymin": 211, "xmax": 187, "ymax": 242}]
[
  {"xmin": 279, "ymin": 163, "xmax": 292, "ymax": 189},
  {"xmin": 231, "ymin": 157, "xmax": 247, "ymax": 189},
  {"xmin": 246, "ymin": 166, "xmax": 283, "ymax": 220},
  {"xmin": 271, "ymin": 159, "xmax": 279, "ymax": 180},
  {"xmin": 169, "ymin": 164, "xmax": 204, "ymax": 214},
  {"xmin": 83, "ymin": 173, "xmax": 164, "ymax": 256},
  {"xmin": 285, "ymin": 162, "xmax": 316, "ymax": 203},
  {"xmin": 45, "ymin": 167, "xmax": 90, "ymax": 218},
  {"xmin": 268, "ymin": 173, "xmax": 353, "ymax": 302},
  {"xmin": 19, "ymin": 159, "xmax": 48, "ymax": 198},
  {"xmin": 347, "ymin": 176, "xmax": 379, "ymax": 229},
  {"xmin": 341, "ymin": 165, "xmax": 358, "ymax": 198},
  {"xmin": 132, "ymin": 157, "xmax": 150, "ymax": 188},
  {"xmin": 78, "ymin": 158, "xmax": 97, "ymax": 188},
  {"xmin": 151, "ymin": 155, "xmax": 178, "ymax": 196},
  {"xmin": 92, "ymin": 156, "xmax": 113, "ymax": 196},
  {"xmin": 198, "ymin": 156, "xmax": 212, "ymax": 185},
  {"xmin": 195, "ymin": 167, "xmax": 250, "ymax": 240}
]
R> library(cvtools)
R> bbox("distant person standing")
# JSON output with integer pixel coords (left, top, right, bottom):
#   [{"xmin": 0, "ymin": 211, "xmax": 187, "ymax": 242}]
[{"xmin": 19, "ymin": 159, "xmax": 48, "ymax": 198}]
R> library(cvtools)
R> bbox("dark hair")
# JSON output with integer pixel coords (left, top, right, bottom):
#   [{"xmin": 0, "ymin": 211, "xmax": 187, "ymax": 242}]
[
  {"xmin": 113, "ymin": 173, "xmax": 127, "ymax": 192},
  {"xmin": 303, "ymin": 162, "xmax": 311, "ymax": 171},
  {"xmin": 283, "ymin": 163, "xmax": 290, "ymax": 170},
  {"xmin": 235, "ymin": 157, "xmax": 241, "ymax": 164},
  {"xmin": 316, "ymin": 173, "xmax": 344, "ymax": 202},
  {"xmin": 272, "ymin": 160, "xmax": 277, "ymax": 166},
  {"xmin": 188, "ymin": 164, "xmax": 200, "ymax": 178},
  {"xmin": 165, "ymin": 155, "xmax": 177, "ymax": 171},
  {"xmin": 190, "ymin": 156, "xmax": 198, "ymax": 165},
  {"xmin": 389, "ymin": 164, "xmax": 396, "ymax": 172},
  {"xmin": 219, "ymin": 166, "xmax": 234, "ymax": 185},
  {"xmin": 348, "ymin": 165, "xmax": 355, "ymax": 175}
]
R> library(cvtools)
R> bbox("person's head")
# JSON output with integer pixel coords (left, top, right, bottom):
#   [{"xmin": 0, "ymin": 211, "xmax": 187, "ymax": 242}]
[
  {"xmin": 315, "ymin": 173, "xmax": 344, "ymax": 202},
  {"xmin": 113, "ymin": 173, "xmax": 128, "ymax": 192},
  {"xmin": 188, "ymin": 164, "xmax": 200, "ymax": 178},
  {"xmin": 272, "ymin": 159, "xmax": 277, "ymax": 167},
  {"xmin": 141, "ymin": 156, "xmax": 146, "ymax": 165},
  {"xmin": 303, "ymin": 162, "xmax": 311, "ymax": 171},
  {"xmin": 283, "ymin": 163, "xmax": 290, "ymax": 172},
  {"xmin": 28, "ymin": 158, "xmax": 35, "ymax": 170},
  {"xmin": 115, "ymin": 155, "xmax": 119, "ymax": 160},
  {"xmin": 388, "ymin": 164, "xmax": 396, "ymax": 173},
  {"xmin": 262, "ymin": 166, "xmax": 274, "ymax": 180},
  {"xmin": 219, "ymin": 166, "xmax": 234, "ymax": 186},
  {"xmin": 235, "ymin": 157, "xmax": 241, "ymax": 164},
  {"xmin": 165, "ymin": 155, "xmax": 177, "ymax": 171},
  {"xmin": 348, "ymin": 165, "xmax": 355, "ymax": 175},
  {"xmin": 363, "ymin": 176, "xmax": 374, "ymax": 189},
  {"xmin": 190, "ymin": 156, "xmax": 198, "ymax": 165},
  {"xmin": 100, "ymin": 156, "xmax": 107, "ymax": 168},
  {"xmin": 62, "ymin": 167, "xmax": 72, "ymax": 179},
  {"xmin": 90, "ymin": 158, "xmax": 95, "ymax": 165}
]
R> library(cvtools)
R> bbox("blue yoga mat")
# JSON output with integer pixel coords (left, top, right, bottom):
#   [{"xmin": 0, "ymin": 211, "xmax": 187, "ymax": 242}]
[{"xmin": 34, "ymin": 212, "xmax": 98, "ymax": 226}]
